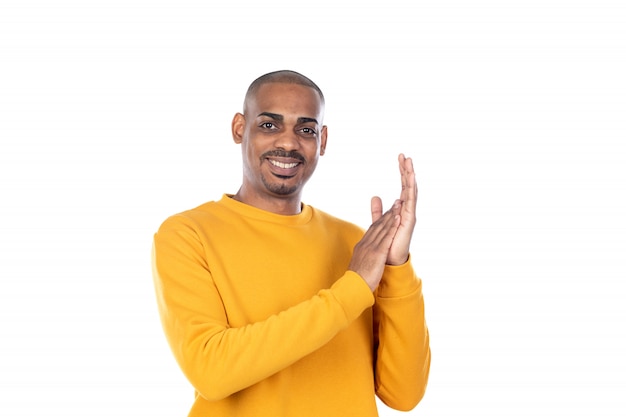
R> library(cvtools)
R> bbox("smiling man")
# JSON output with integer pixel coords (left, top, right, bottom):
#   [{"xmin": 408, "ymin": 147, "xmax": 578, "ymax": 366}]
[
  {"xmin": 152, "ymin": 70, "xmax": 430, "ymax": 417},
  {"xmin": 231, "ymin": 78, "xmax": 327, "ymax": 213}
]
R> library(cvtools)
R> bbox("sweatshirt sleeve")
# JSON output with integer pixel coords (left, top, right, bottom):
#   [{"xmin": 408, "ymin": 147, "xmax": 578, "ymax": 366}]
[
  {"xmin": 151, "ymin": 216, "xmax": 375, "ymax": 402},
  {"xmin": 373, "ymin": 257, "xmax": 431, "ymax": 411}
]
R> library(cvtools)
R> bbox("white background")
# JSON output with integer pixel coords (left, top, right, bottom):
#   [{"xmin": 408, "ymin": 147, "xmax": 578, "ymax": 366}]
[{"xmin": 1, "ymin": 1, "xmax": 625, "ymax": 416}]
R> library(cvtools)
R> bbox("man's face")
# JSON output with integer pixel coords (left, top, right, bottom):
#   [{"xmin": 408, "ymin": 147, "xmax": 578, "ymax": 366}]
[{"xmin": 232, "ymin": 82, "xmax": 327, "ymax": 202}]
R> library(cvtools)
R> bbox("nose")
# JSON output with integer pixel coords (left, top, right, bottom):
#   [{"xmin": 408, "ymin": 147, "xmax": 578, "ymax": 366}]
[{"xmin": 273, "ymin": 129, "xmax": 300, "ymax": 151}]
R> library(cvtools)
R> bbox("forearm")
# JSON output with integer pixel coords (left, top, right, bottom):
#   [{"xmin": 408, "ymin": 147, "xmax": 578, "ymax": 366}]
[
  {"xmin": 153, "ymin": 228, "xmax": 373, "ymax": 401},
  {"xmin": 193, "ymin": 274, "xmax": 371, "ymax": 400},
  {"xmin": 373, "ymin": 259, "xmax": 431, "ymax": 411}
]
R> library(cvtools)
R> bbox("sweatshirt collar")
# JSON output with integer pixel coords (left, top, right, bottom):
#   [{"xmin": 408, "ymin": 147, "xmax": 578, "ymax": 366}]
[{"xmin": 219, "ymin": 194, "xmax": 313, "ymax": 225}]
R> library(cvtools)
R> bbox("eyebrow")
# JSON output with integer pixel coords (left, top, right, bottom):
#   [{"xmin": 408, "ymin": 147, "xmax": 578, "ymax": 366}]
[{"xmin": 257, "ymin": 112, "xmax": 319, "ymax": 125}]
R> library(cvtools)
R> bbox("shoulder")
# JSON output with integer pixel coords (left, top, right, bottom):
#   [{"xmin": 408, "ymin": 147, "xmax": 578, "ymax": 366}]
[
  {"xmin": 308, "ymin": 205, "xmax": 365, "ymax": 237},
  {"xmin": 156, "ymin": 200, "xmax": 222, "ymax": 232}
]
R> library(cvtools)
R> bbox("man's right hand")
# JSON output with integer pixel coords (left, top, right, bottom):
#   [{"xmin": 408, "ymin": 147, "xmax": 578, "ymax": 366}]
[{"xmin": 348, "ymin": 199, "xmax": 402, "ymax": 291}]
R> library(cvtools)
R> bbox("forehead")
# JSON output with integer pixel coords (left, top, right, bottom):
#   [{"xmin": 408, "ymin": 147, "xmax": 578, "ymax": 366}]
[{"xmin": 246, "ymin": 82, "xmax": 324, "ymax": 119}]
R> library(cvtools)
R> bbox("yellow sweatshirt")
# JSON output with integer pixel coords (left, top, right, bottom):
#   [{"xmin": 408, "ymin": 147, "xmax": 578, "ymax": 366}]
[{"xmin": 152, "ymin": 194, "xmax": 430, "ymax": 416}]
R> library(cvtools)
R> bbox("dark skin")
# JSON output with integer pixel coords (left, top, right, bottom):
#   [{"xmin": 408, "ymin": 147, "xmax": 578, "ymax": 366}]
[
  {"xmin": 231, "ymin": 82, "xmax": 326, "ymax": 215},
  {"xmin": 231, "ymin": 82, "xmax": 417, "ymax": 291}
]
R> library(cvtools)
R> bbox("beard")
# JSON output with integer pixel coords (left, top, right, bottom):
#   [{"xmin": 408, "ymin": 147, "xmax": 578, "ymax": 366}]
[{"xmin": 261, "ymin": 174, "xmax": 299, "ymax": 196}]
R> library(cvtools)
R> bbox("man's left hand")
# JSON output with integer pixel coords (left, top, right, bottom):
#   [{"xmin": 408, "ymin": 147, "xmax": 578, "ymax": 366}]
[{"xmin": 370, "ymin": 153, "xmax": 417, "ymax": 265}]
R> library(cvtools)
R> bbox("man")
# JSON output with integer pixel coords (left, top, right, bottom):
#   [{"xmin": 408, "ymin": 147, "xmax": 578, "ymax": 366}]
[{"xmin": 152, "ymin": 70, "xmax": 430, "ymax": 416}]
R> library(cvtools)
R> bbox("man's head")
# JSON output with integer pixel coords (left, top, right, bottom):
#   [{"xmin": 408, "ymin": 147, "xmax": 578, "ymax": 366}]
[
  {"xmin": 243, "ymin": 70, "xmax": 325, "ymax": 114},
  {"xmin": 232, "ymin": 70, "xmax": 328, "ymax": 213}
]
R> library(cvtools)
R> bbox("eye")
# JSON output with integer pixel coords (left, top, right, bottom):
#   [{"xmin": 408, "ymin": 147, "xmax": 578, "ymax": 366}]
[
  {"xmin": 299, "ymin": 127, "xmax": 317, "ymax": 136},
  {"xmin": 260, "ymin": 121, "xmax": 278, "ymax": 130}
]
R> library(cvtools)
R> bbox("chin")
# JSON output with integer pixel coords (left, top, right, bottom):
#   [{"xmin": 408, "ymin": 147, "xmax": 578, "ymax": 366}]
[
  {"xmin": 263, "ymin": 180, "xmax": 299, "ymax": 196},
  {"xmin": 269, "ymin": 185, "xmax": 299, "ymax": 196}
]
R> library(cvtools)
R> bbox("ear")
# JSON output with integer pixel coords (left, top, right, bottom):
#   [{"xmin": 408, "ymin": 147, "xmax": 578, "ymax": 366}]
[
  {"xmin": 319, "ymin": 125, "xmax": 328, "ymax": 156},
  {"xmin": 232, "ymin": 113, "xmax": 245, "ymax": 144}
]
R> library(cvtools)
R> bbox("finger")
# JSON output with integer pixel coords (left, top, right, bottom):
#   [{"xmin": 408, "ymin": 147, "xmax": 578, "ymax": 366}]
[
  {"xmin": 371, "ymin": 196, "xmax": 383, "ymax": 223},
  {"xmin": 398, "ymin": 154, "xmax": 414, "ymax": 194},
  {"xmin": 377, "ymin": 205, "xmax": 402, "ymax": 242},
  {"xmin": 398, "ymin": 154, "xmax": 417, "ymax": 215},
  {"xmin": 363, "ymin": 203, "xmax": 400, "ymax": 245},
  {"xmin": 380, "ymin": 211, "xmax": 402, "ymax": 247},
  {"xmin": 398, "ymin": 153, "xmax": 407, "ymax": 189},
  {"xmin": 363, "ymin": 211, "xmax": 400, "ymax": 252},
  {"xmin": 391, "ymin": 199, "xmax": 402, "ymax": 215}
]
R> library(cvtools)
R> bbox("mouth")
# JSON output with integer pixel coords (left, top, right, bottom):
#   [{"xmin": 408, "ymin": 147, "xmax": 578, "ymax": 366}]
[{"xmin": 266, "ymin": 157, "xmax": 302, "ymax": 178}]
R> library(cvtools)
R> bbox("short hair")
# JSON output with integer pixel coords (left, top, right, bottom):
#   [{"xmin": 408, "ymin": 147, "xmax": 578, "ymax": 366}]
[{"xmin": 244, "ymin": 70, "xmax": 325, "ymax": 109}]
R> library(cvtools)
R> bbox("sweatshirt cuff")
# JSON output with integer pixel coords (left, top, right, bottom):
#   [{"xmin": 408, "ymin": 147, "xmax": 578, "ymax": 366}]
[
  {"xmin": 330, "ymin": 271, "xmax": 375, "ymax": 323},
  {"xmin": 376, "ymin": 255, "xmax": 422, "ymax": 298}
]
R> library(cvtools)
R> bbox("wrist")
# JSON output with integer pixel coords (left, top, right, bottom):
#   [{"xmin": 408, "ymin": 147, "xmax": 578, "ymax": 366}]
[
  {"xmin": 377, "ymin": 255, "xmax": 420, "ymax": 298},
  {"xmin": 386, "ymin": 253, "xmax": 409, "ymax": 266}
]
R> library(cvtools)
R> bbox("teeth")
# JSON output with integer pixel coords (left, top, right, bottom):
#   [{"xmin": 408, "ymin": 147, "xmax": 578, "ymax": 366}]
[{"xmin": 270, "ymin": 160, "xmax": 298, "ymax": 169}]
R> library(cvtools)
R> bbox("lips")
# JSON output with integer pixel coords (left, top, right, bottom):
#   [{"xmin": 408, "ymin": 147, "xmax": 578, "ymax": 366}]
[
  {"xmin": 266, "ymin": 157, "xmax": 301, "ymax": 177},
  {"xmin": 261, "ymin": 150, "xmax": 305, "ymax": 178}
]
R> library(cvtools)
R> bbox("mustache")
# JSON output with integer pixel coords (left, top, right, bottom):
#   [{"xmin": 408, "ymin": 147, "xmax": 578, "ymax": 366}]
[{"xmin": 261, "ymin": 149, "xmax": 306, "ymax": 162}]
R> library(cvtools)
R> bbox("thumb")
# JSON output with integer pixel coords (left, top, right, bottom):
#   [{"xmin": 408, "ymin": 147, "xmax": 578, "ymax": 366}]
[{"xmin": 371, "ymin": 196, "xmax": 383, "ymax": 223}]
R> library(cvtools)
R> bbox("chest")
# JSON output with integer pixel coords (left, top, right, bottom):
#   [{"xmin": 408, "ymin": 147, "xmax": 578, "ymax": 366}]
[{"xmin": 203, "ymin": 220, "xmax": 356, "ymax": 325}]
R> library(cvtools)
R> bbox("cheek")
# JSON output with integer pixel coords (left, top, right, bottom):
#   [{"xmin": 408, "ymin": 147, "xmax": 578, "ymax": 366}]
[
  {"xmin": 305, "ymin": 151, "xmax": 321, "ymax": 171},
  {"xmin": 239, "ymin": 142, "xmax": 257, "ymax": 176},
  {"xmin": 242, "ymin": 141, "xmax": 258, "ymax": 161},
  {"xmin": 309, "ymin": 145, "xmax": 323, "ymax": 162}
]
